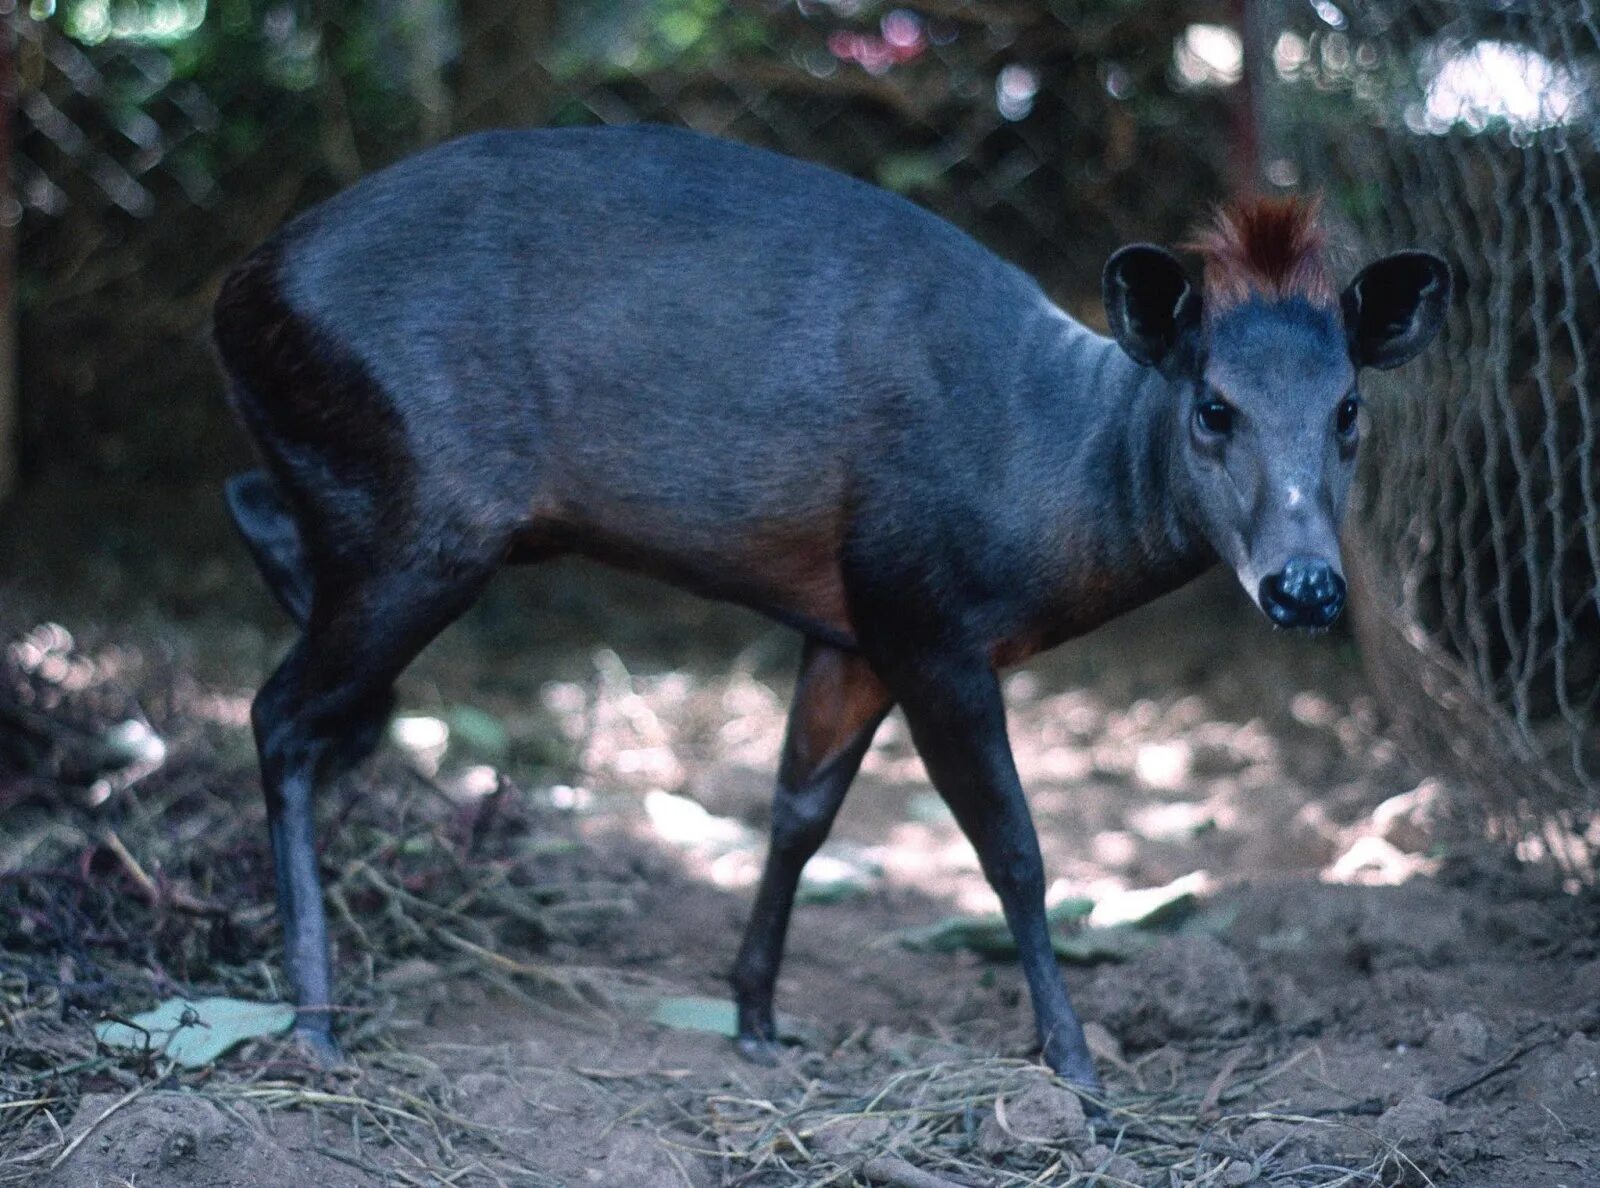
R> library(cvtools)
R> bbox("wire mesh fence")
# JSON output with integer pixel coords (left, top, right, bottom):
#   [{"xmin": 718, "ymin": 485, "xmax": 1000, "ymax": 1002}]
[
  {"xmin": 12, "ymin": 0, "xmax": 1240, "ymax": 480},
  {"xmin": 14, "ymin": 1, "xmax": 1600, "ymax": 875},
  {"xmin": 13, "ymin": 1, "xmax": 453, "ymax": 474},
  {"xmin": 1263, "ymin": 0, "xmax": 1600, "ymax": 878}
]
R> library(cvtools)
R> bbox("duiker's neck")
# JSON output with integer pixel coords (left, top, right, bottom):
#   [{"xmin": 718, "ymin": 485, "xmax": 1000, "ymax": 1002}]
[{"xmin": 1025, "ymin": 308, "xmax": 1214, "ymax": 606}]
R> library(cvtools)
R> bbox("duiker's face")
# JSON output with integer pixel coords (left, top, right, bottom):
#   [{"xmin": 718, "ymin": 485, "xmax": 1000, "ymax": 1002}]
[
  {"xmin": 1185, "ymin": 300, "xmax": 1357, "ymax": 627},
  {"xmin": 1104, "ymin": 238, "xmax": 1450, "ymax": 629}
]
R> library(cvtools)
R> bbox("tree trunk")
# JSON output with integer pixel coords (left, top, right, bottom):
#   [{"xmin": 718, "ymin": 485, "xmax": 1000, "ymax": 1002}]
[{"xmin": 0, "ymin": 15, "xmax": 16, "ymax": 506}]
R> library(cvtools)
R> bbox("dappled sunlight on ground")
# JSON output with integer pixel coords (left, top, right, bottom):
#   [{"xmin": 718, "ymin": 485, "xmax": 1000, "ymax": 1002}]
[
  {"xmin": 398, "ymin": 567, "xmax": 1435, "ymax": 931},
  {"xmin": 6, "ymin": 540, "xmax": 1596, "ymax": 1186}
]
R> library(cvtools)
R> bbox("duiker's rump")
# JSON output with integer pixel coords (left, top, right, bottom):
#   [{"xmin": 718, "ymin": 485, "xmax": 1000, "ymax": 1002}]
[{"xmin": 215, "ymin": 124, "xmax": 1449, "ymax": 1096}]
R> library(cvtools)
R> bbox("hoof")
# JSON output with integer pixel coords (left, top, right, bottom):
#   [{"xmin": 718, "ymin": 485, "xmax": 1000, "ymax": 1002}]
[
  {"xmin": 290, "ymin": 1025, "xmax": 354, "ymax": 1072},
  {"xmin": 1045, "ymin": 1051, "xmax": 1108, "ymax": 1117},
  {"xmin": 1075, "ymin": 1084, "xmax": 1110, "ymax": 1120},
  {"xmin": 735, "ymin": 1032, "xmax": 784, "ymax": 1067},
  {"xmin": 1059, "ymin": 1070, "xmax": 1109, "ymax": 1118}
]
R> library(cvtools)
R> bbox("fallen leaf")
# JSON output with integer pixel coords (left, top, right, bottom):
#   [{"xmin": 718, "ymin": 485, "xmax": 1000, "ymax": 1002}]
[{"xmin": 96, "ymin": 996, "xmax": 294, "ymax": 1068}]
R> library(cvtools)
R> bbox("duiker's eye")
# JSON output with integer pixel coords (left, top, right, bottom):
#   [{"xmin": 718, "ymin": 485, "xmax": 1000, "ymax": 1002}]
[
  {"xmin": 1336, "ymin": 395, "xmax": 1360, "ymax": 436},
  {"xmin": 1195, "ymin": 397, "xmax": 1235, "ymax": 435}
]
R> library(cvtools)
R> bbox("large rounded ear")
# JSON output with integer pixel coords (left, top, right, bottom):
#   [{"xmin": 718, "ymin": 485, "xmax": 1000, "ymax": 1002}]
[
  {"xmin": 1103, "ymin": 245, "xmax": 1201, "ymax": 372},
  {"xmin": 1341, "ymin": 251, "xmax": 1451, "ymax": 370}
]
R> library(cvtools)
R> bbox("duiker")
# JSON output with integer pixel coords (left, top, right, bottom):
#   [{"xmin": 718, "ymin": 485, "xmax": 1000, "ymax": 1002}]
[{"xmin": 215, "ymin": 125, "xmax": 1449, "ymax": 1095}]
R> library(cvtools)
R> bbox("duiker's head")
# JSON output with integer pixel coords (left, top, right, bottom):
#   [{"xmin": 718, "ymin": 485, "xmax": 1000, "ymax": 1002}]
[{"xmin": 1102, "ymin": 197, "xmax": 1449, "ymax": 629}]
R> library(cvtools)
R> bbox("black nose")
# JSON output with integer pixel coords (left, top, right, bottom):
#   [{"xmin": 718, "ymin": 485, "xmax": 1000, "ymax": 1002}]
[{"xmin": 1258, "ymin": 556, "xmax": 1346, "ymax": 628}]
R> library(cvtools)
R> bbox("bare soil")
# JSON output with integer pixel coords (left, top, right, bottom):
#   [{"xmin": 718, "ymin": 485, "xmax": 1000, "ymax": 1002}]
[{"xmin": 3, "ymin": 481, "xmax": 1598, "ymax": 1187}]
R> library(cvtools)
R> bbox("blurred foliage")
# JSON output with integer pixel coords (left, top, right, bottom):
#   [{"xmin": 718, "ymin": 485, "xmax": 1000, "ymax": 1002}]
[
  {"xmin": 25, "ymin": 1, "xmax": 1581, "ymax": 493},
  {"xmin": 15, "ymin": 0, "xmax": 1242, "ymax": 485},
  {"xmin": 1275, "ymin": 1, "xmax": 1600, "ymax": 871},
  {"xmin": 15, "ymin": 0, "xmax": 453, "ymax": 481}
]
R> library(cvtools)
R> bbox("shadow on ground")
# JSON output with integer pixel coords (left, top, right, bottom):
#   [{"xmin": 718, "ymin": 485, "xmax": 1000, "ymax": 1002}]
[{"xmin": 2, "ymin": 472, "xmax": 1597, "ymax": 1187}]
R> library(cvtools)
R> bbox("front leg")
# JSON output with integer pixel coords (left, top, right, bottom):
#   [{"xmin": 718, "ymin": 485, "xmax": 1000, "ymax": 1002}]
[
  {"xmin": 732, "ymin": 641, "xmax": 892, "ymax": 1062},
  {"xmin": 882, "ymin": 649, "xmax": 1101, "ymax": 1094}
]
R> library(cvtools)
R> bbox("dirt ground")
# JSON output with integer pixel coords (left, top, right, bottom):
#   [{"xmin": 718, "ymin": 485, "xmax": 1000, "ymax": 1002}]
[{"xmin": 2, "ymin": 477, "xmax": 1599, "ymax": 1187}]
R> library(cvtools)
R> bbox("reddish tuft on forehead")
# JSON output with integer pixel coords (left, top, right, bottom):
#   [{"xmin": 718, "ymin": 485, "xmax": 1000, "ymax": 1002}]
[{"xmin": 1185, "ymin": 195, "xmax": 1336, "ymax": 312}]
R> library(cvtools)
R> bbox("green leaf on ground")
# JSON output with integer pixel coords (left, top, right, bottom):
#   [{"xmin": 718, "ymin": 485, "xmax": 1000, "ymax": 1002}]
[
  {"xmin": 1086, "ymin": 872, "xmax": 1207, "ymax": 930},
  {"xmin": 897, "ymin": 898, "xmax": 1096, "ymax": 958},
  {"xmin": 649, "ymin": 995, "xmax": 739, "ymax": 1036},
  {"xmin": 95, "ymin": 996, "xmax": 295, "ymax": 1068},
  {"xmin": 1051, "ymin": 925, "xmax": 1154, "ymax": 963},
  {"xmin": 896, "ymin": 884, "xmax": 1216, "ymax": 964},
  {"xmin": 644, "ymin": 995, "xmax": 806, "ymax": 1042}
]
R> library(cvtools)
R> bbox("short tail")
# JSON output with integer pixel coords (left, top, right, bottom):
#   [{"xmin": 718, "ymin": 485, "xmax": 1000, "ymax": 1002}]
[{"xmin": 225, "ymin": 469, "xmax": 314, "ymax": 628}]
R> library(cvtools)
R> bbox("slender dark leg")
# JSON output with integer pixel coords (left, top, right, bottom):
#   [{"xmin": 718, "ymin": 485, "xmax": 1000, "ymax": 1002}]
[
  {"xmin": 731, "ymin": 641, "xmax": 892, "ymax": 1063},
  {"xmin": 251, "ymin": 565, "xmax": 491, "ymax": 1060},
  {"xmin": 253, "ymin": 639, "xmax": 338, "ymax": 1060},
  {"xmin": 883, "ymin": 650, "xmax": 1102, "ymax": 1094},
  {"xmin": 225, "ymin": 470, "xmax": 314, "ymax": 627}
]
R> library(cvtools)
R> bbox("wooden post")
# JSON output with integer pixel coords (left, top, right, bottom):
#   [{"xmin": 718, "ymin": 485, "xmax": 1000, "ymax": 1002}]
[
  {"xmin": 1236, "ymin": 0, "xmax": 1291, "ymax": 193},
  {"xmin": 1231, "ymin": 0, "xmax": 1262, "ymax": 192},
  {"xmin": 0, "ymin": 4, "xmax": 16, "ymax": 505}
]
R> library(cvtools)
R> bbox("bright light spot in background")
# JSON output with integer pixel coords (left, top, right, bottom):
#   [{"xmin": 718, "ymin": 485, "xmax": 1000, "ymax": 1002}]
[
  {"xmin": 1265, "ymin": 158, "xmax": 1299, "ymax": 187},
  {"xmin": 1133, "ymin": 740, "xmax": 1192, "ymax": 791},
  {"xmin": 644, "ymin": 789, "xmax": 747, "ymax": 848},
  {"xmin": 828, "ymin": 8, "xmax": 926, "ymax": 75},
  {"xmin": 1273, "ymin": 31, "xmax": 1310, "ymax": 79},
  {"xmin": 455, "ymin": 765, "xmax": 500, "ymax": 801},
  {"xmin": 880, "ymin": 8, "xmax": 921, "ymax": 50},
  {"xmin": 1101, "ymin": 62, "xmax": 1133, "ymax": 100},
  {"xmin": 1411, "ymin": 40, "xmax": 1585, "ymax": 135},
  {"xmin": 996, "ymin": 64, "xmax": 1039, "ymax": 121},
  {"xmin": 1311, "ymin": 0, "xmax": 1346, "ymax": 30},
  {"xmin": 64, "ymin": 0, "xmax": 207, "ymax": 45},
  {"xmin": 1174, "ymin": 23, "xmax": 1243, "ymax": 89},
  {"xmin": 547, "ymin": 784, "xmax": 593, "ymax": 812},
  {"xmin": 1323, "ymin": 834, "xmax": 1430, "ymax": 885},
  {"xmin": 391, "ymin": 714, "xmax": 449, "ymax": 776}
]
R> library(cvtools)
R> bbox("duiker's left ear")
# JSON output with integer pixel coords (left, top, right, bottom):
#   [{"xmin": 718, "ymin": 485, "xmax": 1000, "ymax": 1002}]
[
  {"xmin": 1103, "ymin": 245, "xmax": 1202, "ymax": 373},
  {"xmin": 1341, "ymin": 251, "xmax": 1451, "ymax": 370}
]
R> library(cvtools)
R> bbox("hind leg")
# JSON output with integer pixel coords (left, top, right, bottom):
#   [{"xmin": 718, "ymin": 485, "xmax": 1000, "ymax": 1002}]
[
  {"xmin": 731, "ymin": 642, "xmax": 891, "ymax": 1062},
  {"xmin": 226, "ymin": 470, "xmax": 314, "ymax": 627},
  {"xmin": 253, "ymin": 562, "xmax": 494, "ymax": 1059}
]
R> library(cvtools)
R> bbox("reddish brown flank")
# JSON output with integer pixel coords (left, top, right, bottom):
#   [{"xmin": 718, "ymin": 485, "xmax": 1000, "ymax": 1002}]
[{"xmin": 1185, "ymin": 195, "xmax": 1336, "ymax": 311}]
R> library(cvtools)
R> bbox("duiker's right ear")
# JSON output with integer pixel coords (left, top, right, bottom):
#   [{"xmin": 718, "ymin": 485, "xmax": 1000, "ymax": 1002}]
[
  {"xmin": 1342, "ymin": 251, "xmax": 1451, "ymax": 370},
  {"xmin": 1103, "ymin": 245, "xmax": 1202, "ymax": 372}
]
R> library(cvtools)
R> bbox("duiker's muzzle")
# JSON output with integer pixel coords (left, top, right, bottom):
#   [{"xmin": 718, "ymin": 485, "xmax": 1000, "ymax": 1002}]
[{"xmin": 1258, "ymin": 555, "xmax": 1346, "ymax": 628}]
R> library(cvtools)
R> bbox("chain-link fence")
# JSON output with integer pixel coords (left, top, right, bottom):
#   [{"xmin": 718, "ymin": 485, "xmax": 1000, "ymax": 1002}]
[
  {"xmin": 16, "ymin": 1, "xmax": 1600, "ymax": 874},
  {"xmin": 1263, "ymin": 0, "xmax": 1600, "ymax": 878},
  {"xmin": 13, "ymin": 1, "xmax": 453, "ymax": 476},
  {"xmin": 13, "ymin": 0, "xmax": 1240, "ymax": 482}
]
